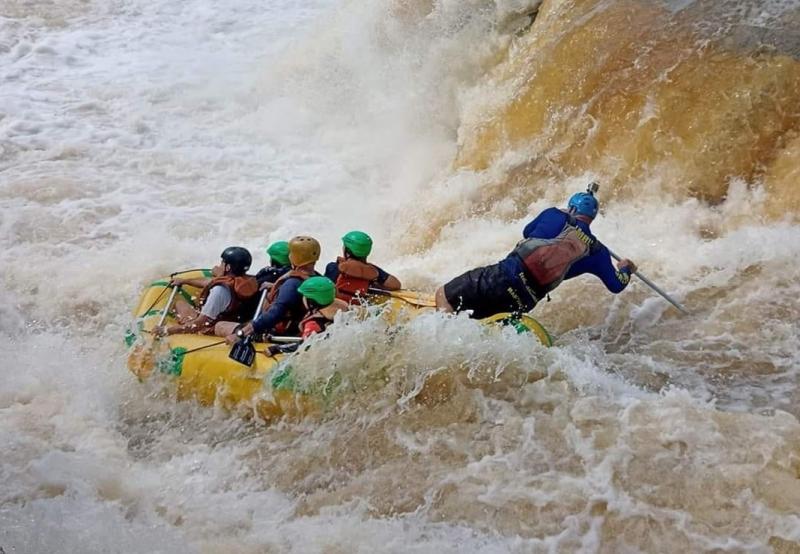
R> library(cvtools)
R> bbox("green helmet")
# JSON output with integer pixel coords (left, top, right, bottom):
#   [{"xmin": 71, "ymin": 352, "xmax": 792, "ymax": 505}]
[
  {"xmin": 265, "ymin": 241, "xmax": 290, "ymax": 267},
  {"xmin": 342, "ymin": 230, "xmax": 373, "ymax": 258},
  {"xmin": 297, "ymin": 276, "xmax": 336, "ymax": 306}
]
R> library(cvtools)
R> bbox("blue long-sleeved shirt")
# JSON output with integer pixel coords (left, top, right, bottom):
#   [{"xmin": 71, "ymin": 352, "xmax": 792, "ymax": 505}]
[
  {"xmin": 498, "ymin": 207, "xmax": 631, "ymax": 294},
  {"xmin": 251, "ymin": 276, "xmax": 304, "ymax": 335}
]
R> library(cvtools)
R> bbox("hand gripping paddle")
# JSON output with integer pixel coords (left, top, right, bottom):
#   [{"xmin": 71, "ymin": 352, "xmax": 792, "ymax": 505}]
[{"xmin": 229, "ymin": 336, "xmax": 256, "ymax": 367}]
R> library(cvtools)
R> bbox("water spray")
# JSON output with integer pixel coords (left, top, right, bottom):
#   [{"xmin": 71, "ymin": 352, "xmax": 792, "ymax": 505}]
[{"xmin": 591, "ymin": 182, "xmax": 689, "ymax": 315}]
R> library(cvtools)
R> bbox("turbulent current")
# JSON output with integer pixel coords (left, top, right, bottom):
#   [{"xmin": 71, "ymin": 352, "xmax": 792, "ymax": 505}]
[{"xmin": 2, "ymin": 0, "xmax": 800, "ymax": 552}]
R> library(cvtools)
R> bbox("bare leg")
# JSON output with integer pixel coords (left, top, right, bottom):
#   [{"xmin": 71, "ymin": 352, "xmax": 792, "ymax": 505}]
[
  {"xmin": 435, "ymin": 286, "xmax": 454, "ymax": 313},
  {"xmin": 214, "ymin": 321, "xmax": 239, "ymax": 337},
  {"xmin": 173, "ymin": 299, "xmax": 199, "ymax": 323}
]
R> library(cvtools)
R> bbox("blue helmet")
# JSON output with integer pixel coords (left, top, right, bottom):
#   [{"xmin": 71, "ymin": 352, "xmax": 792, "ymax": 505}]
[{"xmin": 567, "ymin": 192, "xmax": 599, "ymax": 219}]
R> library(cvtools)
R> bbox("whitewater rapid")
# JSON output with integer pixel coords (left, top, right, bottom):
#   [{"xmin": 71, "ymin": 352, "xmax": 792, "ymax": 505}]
[{"xmin": 2, "ymin": 0, "xmax": 800, "ymax": 552}]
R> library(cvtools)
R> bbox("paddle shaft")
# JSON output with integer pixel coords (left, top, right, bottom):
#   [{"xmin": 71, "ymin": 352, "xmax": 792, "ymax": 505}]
[
  {"xmin": 252, "ymin": 289, "xmax": 268, "ymax": 320},
  {"xmin": 183, "ymin": 340, "xmax": 228, "ymax": 355},
  {"xmin": 157, "ymin": 286, "xmax": 180, "ymax": 328},
  {"xmin": 608, "ymin": 250, "xmax": 689, "ymax": 314},
  {"xmin": 368, "ymin": 287, "xmax": 437, "ymax": 308},
  {"xmin": 267, "ymin": 335, "xmax": 302, "ymax": 343}
]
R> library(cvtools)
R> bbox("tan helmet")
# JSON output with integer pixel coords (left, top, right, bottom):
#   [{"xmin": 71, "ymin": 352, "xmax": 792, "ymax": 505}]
[{"xmin": 288, "ymin": 235, "xmax": 321, "ymax": 267}]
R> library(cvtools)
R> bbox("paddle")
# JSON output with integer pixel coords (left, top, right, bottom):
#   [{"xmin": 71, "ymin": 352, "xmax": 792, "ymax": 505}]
[
  {"xmin": 581, "ymin": 182, "xmax": 688, "ymax": 315},
  {"xmin": 251, "ymin": 288, "xmax": 268, "ymax": 318},
  {"xmin": 129, "ymin": 284, "xmax": 180, "ymax": 379},
  {"xmin": 368, "ymin": 287, "xmax": 437, "ymax": 308},
  {"xmin": 228, "ymin": 288, "xmax": 270, "ymax": 367},
  {"xmin": 264, "ymin": 335, "xmax": 304, "ymax": 357},
  {"xmin": 608, "ymin": 250, "xmax": 689, "ymax": 314},
  {"xmin": 229, "ymin": 336, "xmax": 256, "ymax": 367},
  {"xmin": 266, "ymin": 335, "xmax": 303, "ymax": 343},
  {"xmin": 229, "ymin": 333, "xmax": 302, "ymax": 366},
  {"xmin": 156, "ymin": 285, "xmax": 180, "ymax": 328}
]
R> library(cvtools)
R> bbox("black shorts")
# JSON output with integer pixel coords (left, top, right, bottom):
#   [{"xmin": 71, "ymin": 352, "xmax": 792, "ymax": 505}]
[{"xmin": 443, "ymin": 263, "xmax": 537, "ymax": 319}]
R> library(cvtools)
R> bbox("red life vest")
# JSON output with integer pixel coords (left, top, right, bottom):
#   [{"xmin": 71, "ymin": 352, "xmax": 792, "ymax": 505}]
[
  {"xmin": 512, "ymin": 212, "xmax": 597, "ymax": 295},
  {"xmin": 334, "ymin": 257, "xmax": 380, "ymax": 303},
  {"xmin": 264, "ymin": 268, "xmax": 317, "ymax": 335},
  {"xmin": 198, "ymin": 274, "xmax": 259, "ymax": 323},
  {"xmin": 299, "ymin": 298, "xmax": 349, "ymax": 339}
]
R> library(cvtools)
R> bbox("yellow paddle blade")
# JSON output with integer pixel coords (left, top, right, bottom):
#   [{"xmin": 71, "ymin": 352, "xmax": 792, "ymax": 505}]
[
  {"xmin": 480, "ymin": 312, "xmax": 553, "ymax": 347},
  {"xmin": 128, "ymin": 341, "xmax": 157, "ymax": 381},
  {"xmin": 370, "ymin": 288, "xmax": 437, "ymax": 308}
]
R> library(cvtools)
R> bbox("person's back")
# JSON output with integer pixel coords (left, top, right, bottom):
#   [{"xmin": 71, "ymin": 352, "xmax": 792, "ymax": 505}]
[
  {"xmin": 435, "ymin": 185, "xmax": 636, "ymax": 318},
  {"xmin": 324, "ymin": 230, "xmax": 401, "ymax": 303},
  {"xmin": 498, "ymin": 207, "xmax": 632, "ymax": 295}
]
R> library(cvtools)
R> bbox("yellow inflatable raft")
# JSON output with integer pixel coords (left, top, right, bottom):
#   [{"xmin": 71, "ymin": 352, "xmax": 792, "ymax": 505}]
[{"xmin": 125, "ymin": 270, "xmax": 553, "ymax": 420}]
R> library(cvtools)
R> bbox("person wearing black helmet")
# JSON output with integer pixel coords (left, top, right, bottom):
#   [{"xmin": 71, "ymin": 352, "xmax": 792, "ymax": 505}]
[
  {"xmin": 221, "ymin": 235, "xmax": 322, "ymax": 342},
  {"xmin": 155, "ymin": 246, "xmax": 259, "ymax": 336},
  {"xmin": 435, "ymin": 184, "xmax": 637, "ymax": 318}
]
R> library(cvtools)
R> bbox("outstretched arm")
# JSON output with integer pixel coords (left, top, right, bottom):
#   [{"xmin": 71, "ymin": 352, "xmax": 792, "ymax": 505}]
[
  {"xmin": 590, "ymin": 247, "xmax": 635, "ymax": 294},
  {"xmin": 375, "ymin": 266, "xmax": 401, "ymax": 290},
  {"xmin": 380, "ymin": 274, "xmax": 402, "ymax": 290}
]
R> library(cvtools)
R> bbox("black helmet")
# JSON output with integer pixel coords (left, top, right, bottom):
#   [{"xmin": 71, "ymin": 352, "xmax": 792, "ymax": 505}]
[{"xmin": 220, "ymin": 246, "xmax": 252, "ymax": 275}]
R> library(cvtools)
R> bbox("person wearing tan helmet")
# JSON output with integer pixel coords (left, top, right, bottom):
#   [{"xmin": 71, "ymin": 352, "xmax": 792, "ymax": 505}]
[{"xmin": 219, "ymin": 235, "xmax": 322, "ymax": 341}]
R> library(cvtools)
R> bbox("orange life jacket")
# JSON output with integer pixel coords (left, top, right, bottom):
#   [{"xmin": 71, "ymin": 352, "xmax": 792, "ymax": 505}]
[
  {"xmin": 198, "ymin": 274, "xmax": 259, "ymax": 323},
  {"xmin": 264, "ymin": 268, "xmax": 318, "ymax": 334},
  {"xmin": 334, "ymin": 257, "xmax": 380, "ymax": 303}
]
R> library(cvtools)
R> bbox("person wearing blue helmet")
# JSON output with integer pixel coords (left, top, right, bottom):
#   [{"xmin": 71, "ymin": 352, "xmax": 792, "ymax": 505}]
[{"xmin": 435, "ymin": 183, "xmax": 637, "ymax": 318}]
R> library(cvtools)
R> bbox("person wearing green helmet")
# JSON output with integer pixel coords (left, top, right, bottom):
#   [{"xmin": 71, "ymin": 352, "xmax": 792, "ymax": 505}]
[
  {"xmin": 222, "ymin": 236, "xmax": 323, "ymax": 343},
  {"xmin": 297, "ymin": 276, "xmax": 349, "ymax": 339},
  {"xmin": 255, "ymin": 240, "xmax": 291, "ymax": 289},
  {"xmin": 265, "ymin": 276, "xmax": 349, "ymax": 356},
  {"xmin": 324, "ymin": 230, "xmax": 401, "ymax": 302}
]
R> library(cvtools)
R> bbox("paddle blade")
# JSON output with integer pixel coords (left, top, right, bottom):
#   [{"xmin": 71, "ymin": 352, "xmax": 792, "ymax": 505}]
[
  {"xmin": 368, "ymin": 288, "xmax": 437, "ymax": 308},
  {"xmin": 128, "ymin": 343, "xmax": 157, "ymax": 381},
  {"xmin": 229, "ymin": 338, "xmax": 256, "ymax": 367}
]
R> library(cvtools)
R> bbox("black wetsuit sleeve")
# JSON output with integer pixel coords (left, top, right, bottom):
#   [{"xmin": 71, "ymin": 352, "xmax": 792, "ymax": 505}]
[
  {"xmin": 373, "ymin": 265, "xmax": 391, "ymax": 285},
  {"xmin": 324, "ymin": 262, "xmax": 339, "ymax": 281}
]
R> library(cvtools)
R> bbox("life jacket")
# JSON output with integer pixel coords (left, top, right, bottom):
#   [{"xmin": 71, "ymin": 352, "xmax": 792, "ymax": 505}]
[
  {"xmin": 299, "ymin": 298, "xmax": 349, "ymax": 339},
  {"xmin": 264, "ymin": 268, "xmax": 318, "ymax": 335},
  {"xmin": 334, "ymin": 257, "xmax": 380, "ymax": 303},
  {"xmin": 198, "ymin": 274, "xmax": 259, "ymax": 323},
  {"xmin": 511, "ymin": 212, "xmax": 599, "ymax": 296}
]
